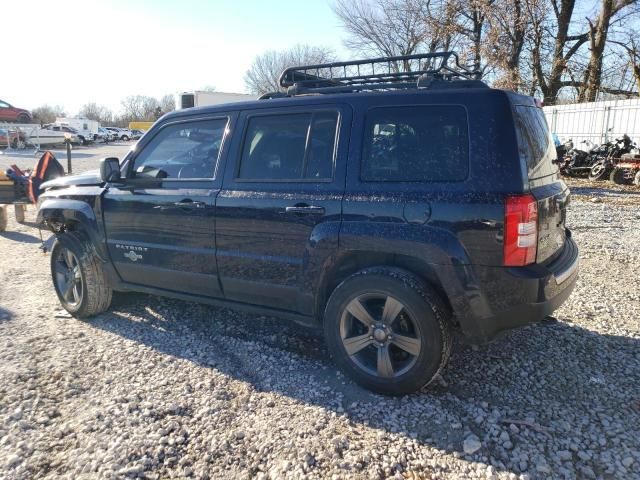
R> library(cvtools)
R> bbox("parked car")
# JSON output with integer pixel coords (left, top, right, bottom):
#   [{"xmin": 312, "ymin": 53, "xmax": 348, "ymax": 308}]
[
  {"xmin": 105, "ymin": 127, "xmax": 132, "ymax": 141},
  {"xmin": 42, "ymin": 124, "xmax": 83, "ymax": 145},
  {"xmin": 130, "ymin": 129, "xmax": 145, "ymax": 140},
  {"xmin": 0, "ymin": 99, "xmax": 32, "ymax": 123},
  {"xmin": 96, "ymin": 127, "xmax": 112, "ymax": 142},
  {"xmin": 36, "ymin": 52, "xmax": 579, "ymax": 395},
  {"xmin": 56, "ymin": 117, "xmax": 99, "ymax": 145},
  {"xmin": 0, "ymin": 128, "xmax": 28, "ymax": 148}
]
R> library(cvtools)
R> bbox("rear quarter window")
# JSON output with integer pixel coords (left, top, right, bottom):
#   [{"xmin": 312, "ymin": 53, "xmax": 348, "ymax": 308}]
[
  {"xmin": 361, "ymin": 105, "xmax": 469, "ymax": 182},
  {"xmin": 513, "ymin": 105, "xmax": 558, "ymax": 179}
]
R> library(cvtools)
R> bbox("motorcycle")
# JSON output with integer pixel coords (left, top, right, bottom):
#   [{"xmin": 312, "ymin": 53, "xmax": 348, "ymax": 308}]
[
  {"xmin": 588, "ymin": 134, "xmax": 637, "ymax": 181},
  {"xmin": 561, "ymin": 139, "xmax": 598, "ymax": 177}
]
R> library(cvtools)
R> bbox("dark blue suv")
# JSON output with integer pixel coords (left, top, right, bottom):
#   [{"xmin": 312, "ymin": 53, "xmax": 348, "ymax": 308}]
[{"xmin": 37, "ymin": 53, "xmax": 578, "ymax": 394}]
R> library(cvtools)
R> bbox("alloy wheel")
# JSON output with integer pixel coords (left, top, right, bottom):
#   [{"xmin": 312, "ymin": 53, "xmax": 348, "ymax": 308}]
[
  {"xmin": 339, "ymin": 293, "xmax": 421, "ymax": 378},
  {"xmin": 54, "ymin": 248, "xmax": 83, "ymax": 307}
]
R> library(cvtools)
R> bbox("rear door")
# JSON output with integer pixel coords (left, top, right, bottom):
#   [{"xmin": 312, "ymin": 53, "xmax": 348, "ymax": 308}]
[
  {"xmin": 102, "ymin": 114, "xmax": 234, "ymax": 297},
  {"xmin": 513, "ymin": 104, "xmax": 568, "ymax": 263},
  {"xmin": 215, "ymin": 105, "xmax": 350, "ymax": 314}
]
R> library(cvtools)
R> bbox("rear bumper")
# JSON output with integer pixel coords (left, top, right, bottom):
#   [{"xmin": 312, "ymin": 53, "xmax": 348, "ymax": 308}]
[{"xmin": 456, "ymin": 232, "xmax": 579, "ymax": 343}]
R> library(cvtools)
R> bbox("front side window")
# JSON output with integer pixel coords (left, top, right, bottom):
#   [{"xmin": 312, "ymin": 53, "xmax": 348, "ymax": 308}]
[
  {"xmin": 131, "ymin": 119, "xmax": 227, "ymax": 179},
  {"xmin": 238, "ymin": 111, "xmax": 338, "ymax": 181},
  {"xmin": 361, "ymin": 106, "xmax": 469, "ymax": 182}
]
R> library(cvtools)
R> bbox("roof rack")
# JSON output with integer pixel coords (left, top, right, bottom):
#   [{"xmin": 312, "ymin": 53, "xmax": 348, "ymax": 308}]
[{"xmin": 275, "ymin": 51, "xmax": 482, "ymax": 97}]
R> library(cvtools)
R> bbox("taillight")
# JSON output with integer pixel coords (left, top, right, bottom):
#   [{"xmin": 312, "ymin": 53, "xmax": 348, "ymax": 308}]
[{"xmin": 504, "ymin": 194, "xmax": 538, "ymax": 266}]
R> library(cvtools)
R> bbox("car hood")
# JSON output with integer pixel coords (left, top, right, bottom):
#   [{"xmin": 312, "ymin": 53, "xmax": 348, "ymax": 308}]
[{"xmin": 41, "ymin": 170, "xmax": 102, "ymax": 190}]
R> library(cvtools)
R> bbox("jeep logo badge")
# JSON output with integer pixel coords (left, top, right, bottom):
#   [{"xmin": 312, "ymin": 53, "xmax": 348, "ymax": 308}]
[{"xmin": 124, "ymin": 250, "xmax": 143, "ymax": 262}]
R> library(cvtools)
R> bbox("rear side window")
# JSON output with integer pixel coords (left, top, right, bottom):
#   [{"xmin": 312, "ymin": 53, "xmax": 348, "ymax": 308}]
[
  {"xmin": 361, "ymin": 106, "xmax": 469, "ymax": 182},
  {"xmin": 238, "ymin": 111, "xmax": 338, "ymax": 181},
  {"xmin": 513, "ymin": 106, "xmax": 557, "ymax": 179}
]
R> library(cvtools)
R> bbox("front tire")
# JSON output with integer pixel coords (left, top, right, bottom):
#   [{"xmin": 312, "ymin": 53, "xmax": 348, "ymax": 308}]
[
  {"xmin": 121, "ymin": 135, "xmax": 129, "ymax": 141},
  {"xmin": 51, "ymin": 231, "xmax": 112, "ymax": 318},
  {"xmin": 324, "ymin": 267, "xmax": 452, "ymax": 395}
]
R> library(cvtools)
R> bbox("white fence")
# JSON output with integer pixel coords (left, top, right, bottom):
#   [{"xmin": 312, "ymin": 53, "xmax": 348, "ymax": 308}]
[{"xmin": 544, "ymin": 98, "xmax": 640, "ymax": 145}]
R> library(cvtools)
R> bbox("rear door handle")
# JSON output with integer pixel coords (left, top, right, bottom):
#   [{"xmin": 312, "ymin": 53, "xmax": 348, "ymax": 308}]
[
  {"xmin": 173, "ymin": 199, "xmax": 206, "ymax": 209},
  {"xmin": 285, "ymin": 205, "xmax": 325, "ymax": 215}
]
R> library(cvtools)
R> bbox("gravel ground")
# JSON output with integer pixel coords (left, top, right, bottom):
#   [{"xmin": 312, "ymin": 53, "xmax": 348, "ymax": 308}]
[{"xmin": 0, "ymin": 189, "xmax": 639, "ymax": 479}]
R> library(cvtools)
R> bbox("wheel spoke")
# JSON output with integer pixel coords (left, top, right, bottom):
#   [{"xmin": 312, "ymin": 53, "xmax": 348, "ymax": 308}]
[
  {"xmin": 54, "ymin": 260, "xmax": 68, "ymax": 278},
  {"xmin": 391, "ymin": 334, "xmax": 421, "ymax": 356},
  {"xmin": 346, "ymin": 298, "xmax": 376, "ymax": 327},
  {"xmin": 381, "ymin": 296, "xmax": 404, "ymax": 325},
  {"xmin": 64, "ymin": 250, "xmax": 75, "ymax": 269},
  {"xmin": 377, "ymin": 345, "xmax": 394, "ymax": 377},
  {"xmin": 63, "ymin": 279, "xmax": 75, "ymax": 302},
  {"xmin": 343, "ymin": 333, "xmax": 373, "ymax": 355},
  {"xmin": 73, "ymin": 267, "xmax": 82, "ymax": 281},
  {"xmin": 72, "ymin": 283, "xmax": 81, "ymax": 303}
]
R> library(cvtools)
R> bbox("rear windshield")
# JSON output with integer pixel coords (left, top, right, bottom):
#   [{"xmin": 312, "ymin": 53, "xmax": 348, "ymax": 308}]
[{"xmin": 513, "ymin": 105, "xmax": 558, "ymax": 179}]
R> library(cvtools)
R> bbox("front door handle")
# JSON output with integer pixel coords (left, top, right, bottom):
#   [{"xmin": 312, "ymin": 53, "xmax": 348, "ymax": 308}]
[{"xmin": 285, "ymin": 205, "xmax": 325, "ymax": 215}]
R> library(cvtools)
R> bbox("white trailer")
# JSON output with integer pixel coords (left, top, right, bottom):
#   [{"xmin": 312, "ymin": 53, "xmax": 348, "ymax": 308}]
[
  {"xmin": 177, "ymin": 91, "xmax": 253, "ymax": 109},
  {"xmin": 55, "ymin": 117, "xmax": 100, "ymax": 143}
]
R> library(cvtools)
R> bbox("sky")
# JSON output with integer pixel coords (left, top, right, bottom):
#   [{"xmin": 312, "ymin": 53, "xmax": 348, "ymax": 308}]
[{"xmin": 2, "ymin": 0, "xmax": 346, "ymax": 115}]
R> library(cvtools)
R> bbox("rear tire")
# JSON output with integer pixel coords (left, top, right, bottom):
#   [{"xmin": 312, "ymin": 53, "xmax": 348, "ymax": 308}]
[
  {"xmin": 121, "ymin": 135, "xmax": 129, "ymax": 141},
  {"xmin": 589, "ymin": 160, "xmax": 609, "ymax": 181},
  {"xmin": 17, "ymin": 114, "xmax": 30, "ymax": 123},
  {"xmin": 50, "ymin": 231, "xmax": 112, "ymax": 318},
  {"xmin": 324, "ymin": 267, "xmax": 452, "ymax": 395},
  {"xmin": 610, "ymin": 168, "xmax": 629, "ymax": 185}
]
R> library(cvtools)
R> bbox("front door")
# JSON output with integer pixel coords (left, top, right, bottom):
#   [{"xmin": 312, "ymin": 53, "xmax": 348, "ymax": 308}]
[
  {"xmin": 102, "ymin": 115, "xmax": 234, "ymax": 297},
  {"xmin": 215, "ymin": 105, "xmax": 350, "ymax": 314}
]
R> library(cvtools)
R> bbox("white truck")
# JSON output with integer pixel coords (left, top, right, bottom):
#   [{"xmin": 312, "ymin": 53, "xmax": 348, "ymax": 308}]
[
  {"xmin": 177, "ymin": 91, "xmax": 253, "ymax": 109},
  {"xmin": 55, "ymin": 117, "xmax": 100, "ymax": 144}
]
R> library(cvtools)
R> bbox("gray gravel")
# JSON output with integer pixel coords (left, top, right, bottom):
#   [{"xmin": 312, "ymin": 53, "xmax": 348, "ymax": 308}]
[{"xmin": 0, "ymin": 192, "xmax": 639, "ymax": 479}]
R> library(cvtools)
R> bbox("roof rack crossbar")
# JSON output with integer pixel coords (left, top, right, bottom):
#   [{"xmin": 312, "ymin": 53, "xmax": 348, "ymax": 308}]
[{"xmin": 278, "ymin": 51, "xmax": 480, "ymax": 95}]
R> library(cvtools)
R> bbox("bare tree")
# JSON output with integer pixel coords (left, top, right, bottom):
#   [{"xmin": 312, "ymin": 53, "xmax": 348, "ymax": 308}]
[
  {"xmin": 78, "ymin": 102, "xmax": 113, "ymax": 124},
  {"xmin": 611, "ymin": 32, "xmax": 640, "ymax": 93},
  {"xmin": 159, "ymin": 94, "xmax": 176, "ymax": 114},
  {"xmin": 244, "ymin": 45, "xmax": 335, "ymax": 95},
  {"xmin": 333, "ymin": 0, "xmax": 460, "ymax": 72},
  {"xmin": 31, "ymin": 105, "xmax": 66, "ymax": 125},
  {"xmin": 334, "ymin": 0, "xmax": 430, "ymax": 58},
  {"xmin": 485, "ymin": 0, "xmax": 529, "ymax": 90},
  {"xmin": 578, "ymin": 0, "xmax": 638, "ymax": 101},
  {"xmin": 452, "ymin": 0, "xmax": 495, "ymax": 74},
  {"xmin": 527, "ymin": 0, "xmax": 590, "ymax": 104}
]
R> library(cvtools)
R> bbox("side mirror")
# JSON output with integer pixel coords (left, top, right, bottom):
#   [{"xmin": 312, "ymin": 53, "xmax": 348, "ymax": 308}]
[{"xmin": 100, "ymin": 157, "xmax": 121, "ymax": 182}]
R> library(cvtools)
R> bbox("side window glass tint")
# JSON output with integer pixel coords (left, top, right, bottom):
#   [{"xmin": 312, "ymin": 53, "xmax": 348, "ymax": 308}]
[
  {"xmin": 361, "ymin": 106, "xmax": 469, "ymax": 182},
  {"xmin": 238, "ymin": 112, "xmax": 337, "ymax": 181},
  {"xmin": 132, "ymin": 119, "xmax": 227, "ymax": 179},
  {"xmin": 514, "ymin": 105, "xmax": 557, "ymax": 176}
]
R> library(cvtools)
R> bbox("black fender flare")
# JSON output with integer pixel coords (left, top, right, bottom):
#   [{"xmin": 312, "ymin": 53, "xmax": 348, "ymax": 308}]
[{"xmin": 36, "ymin": 198, "xmax": 107, "ymax": 261}]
